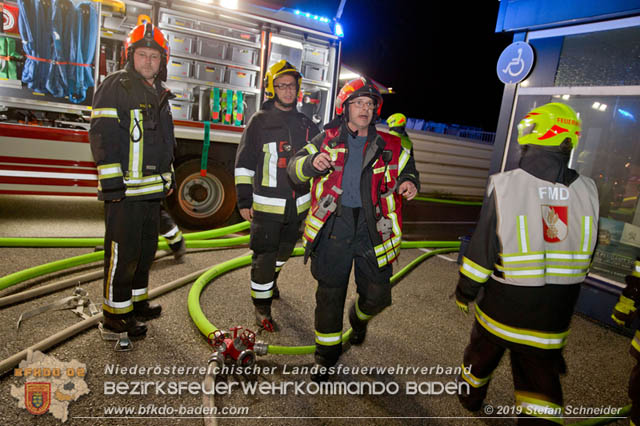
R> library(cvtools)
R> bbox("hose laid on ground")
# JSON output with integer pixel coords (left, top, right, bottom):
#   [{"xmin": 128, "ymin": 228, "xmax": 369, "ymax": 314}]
[
  {"xmin": 0, "ymin": 252, "xmax": 172, "ymax": 308},
  {"xmin": 0, "ymin": 264, "xmax": 213, "ymax": 375},
  {"xmin": 0, "ymin": 236, "xmax": 250, "ymax": 291},
  {"xmin": 413, "ymin": 196, "xmax": 481, "ymax": 206},
  {"xmin": 571, "ymin": 405, "xmax": 631, "ymax": 426},
  {"xmin": 187, "ymin": 246, "xmax": 459, "ymax": 355},
  {"xmin": 0, "ymin": 221, "xmax": 251, "ymax": 247}
]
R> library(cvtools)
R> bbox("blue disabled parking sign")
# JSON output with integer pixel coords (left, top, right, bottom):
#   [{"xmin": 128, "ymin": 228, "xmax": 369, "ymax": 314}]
[{"xmin": 497, "ymin": 41, "xmax": 534, "ymax": 84}]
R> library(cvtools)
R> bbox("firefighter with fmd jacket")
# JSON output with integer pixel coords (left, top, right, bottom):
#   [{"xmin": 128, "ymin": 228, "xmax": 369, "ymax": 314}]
[{"xmin": 455, "ymin": 103, "xmax": 599, "ymax": 423}]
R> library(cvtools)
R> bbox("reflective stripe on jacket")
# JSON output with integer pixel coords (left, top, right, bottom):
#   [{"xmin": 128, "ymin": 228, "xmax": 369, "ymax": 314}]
[
  {"xmin": 89, "ymin": 63, "xmax": 176, "ymax": 201},
  {"xmin": 489, "ymin": 169, "xmax": 598, "ymax": 286},
  {"xmin": 295, "ymin": 127, "xmax": 411, "ymax": 268}
]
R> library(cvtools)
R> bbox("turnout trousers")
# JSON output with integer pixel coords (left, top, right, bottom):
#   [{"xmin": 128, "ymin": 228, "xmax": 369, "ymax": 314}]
[
  {"xmin": 630, "ymin": 347, "xmax": 639, "ymax": 426},
  {"xmin": 249, "ymin": 201, "xmax": 301, "ymax": 306},
  {"xmin": 158, "ymin": 205, "xmax": 183, "ymax": 251},
  {"xmin": 310, "ymin": 206, "xmax": 392, "ymax": 367},
  {"xmin": 102, "ymin": 198, "xmax": 160, "ymax": 317},
  {"xmin": 459, "ymin": 321, "xmax": 566, "ymax": 425}
]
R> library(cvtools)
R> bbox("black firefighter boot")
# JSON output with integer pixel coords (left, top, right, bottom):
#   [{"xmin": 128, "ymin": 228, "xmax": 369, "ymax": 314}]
[
  {"xmin": 348, "ymin": 304, "xmax": 367, "ymax": 346},
  {"xmin": 169, "ymin": 237, "xmax": 186, "ymax": 263},
  {"xmin": 103, "ymin": 312, "xmax": 147, "ymax": 337},
  {"xmin": 133, "ymin": 300, "xmax": 162, "ymax": 320},
  {"xmin": 254, "ymin": 303, "xmax": 276, "ymax": 332}
]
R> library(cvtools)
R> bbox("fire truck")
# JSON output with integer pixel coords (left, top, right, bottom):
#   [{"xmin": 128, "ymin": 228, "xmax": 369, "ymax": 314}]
[{"xmin": 0, "ymin": 0, "xmax": 343, "ymax": 228}]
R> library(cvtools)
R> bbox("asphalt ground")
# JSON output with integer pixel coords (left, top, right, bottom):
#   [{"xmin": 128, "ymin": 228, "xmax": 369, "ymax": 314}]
[{"xmin": 0, "ymin": 195, "xmax": 634, "ymax": 425}]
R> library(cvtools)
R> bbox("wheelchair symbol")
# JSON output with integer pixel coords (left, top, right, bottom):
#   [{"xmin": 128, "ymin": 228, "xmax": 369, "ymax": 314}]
[{"xmin": 502, "ymin": 48, "xmax": 525, "ymax": 77}]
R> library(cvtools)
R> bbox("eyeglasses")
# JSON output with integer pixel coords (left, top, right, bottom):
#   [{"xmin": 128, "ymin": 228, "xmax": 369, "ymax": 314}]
[
  {"xmin": 273, "ymin": 83, "xmax": 297, "ymax": 91},
  {"xmin": 135, "ymin": 50, "xmax": 161, "ymax": 62},
  {"xmin": 349, "ymin": 99, "xmax": 376, "ymax": 110}
]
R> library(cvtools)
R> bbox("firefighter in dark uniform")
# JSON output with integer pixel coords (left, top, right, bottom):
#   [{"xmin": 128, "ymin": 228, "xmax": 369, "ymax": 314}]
[
  {"xmin": 234, "ymin": 60, "xmax": 320, "ymax": 331},
  {"xmin": 612, "ymin": 258, "xmax": 640, "ymax": 426},
  {"xmin": 89, "ymin": 22, "xmax": 175, "ymax": 337},
  {"xmin": 288, "ymin": 78, "xmax": 419, "ymax": 381},
  {"xmin": 455, "ymin": 103, "xmax": 599, "ymax": 423}
]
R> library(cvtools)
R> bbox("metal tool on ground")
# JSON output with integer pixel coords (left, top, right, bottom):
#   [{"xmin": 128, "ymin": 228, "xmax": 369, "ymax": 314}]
[
  {"xmin": 16, "ymin": 287, "xmax": 98, "ymax": 329},
  {"xmin": 98, "ymin": 323, "xmax": 133, "ymax": 352}
]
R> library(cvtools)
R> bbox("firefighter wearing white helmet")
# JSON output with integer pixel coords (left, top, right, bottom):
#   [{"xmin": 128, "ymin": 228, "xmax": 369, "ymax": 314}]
[
  {"xmin": 455, "ymin": 103, "xmax": 599, "ymax": 421},
  {"xmin": 288, "ymin": 78, "xmax": 420, "ymax": 382},
  {"xmin": 235, "ymin": 60, "xmax": 320, "ymax": 331},
  {"xmin": 89, "ymin": 22, "xmax": 175, "ymax": 337}
]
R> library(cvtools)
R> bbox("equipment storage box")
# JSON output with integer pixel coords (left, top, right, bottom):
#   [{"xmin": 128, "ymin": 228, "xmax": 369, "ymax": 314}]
[
  {"xmin": 167, "ymin": 32, "xmax": 194, "ymax": 55},
  {"xmin": 161, "ymin": 13, "xmax": 195, "ymax": 29},
  {"xmin": 167, "ymin": 58, "xmax": 192, "ymax": 79},
  {"xmin": 197, "ymin": 38, "xmax": 226, "ymax": 60},
  {"xmin": 303, "ymin": 46, "xmax": 328, "ymax": 66},
  {"xmin": 197, "ymin": 21, "xmax": 227, "ymax": 37},
  {"xmin": 194, "ymin": 62, "xmax": 225, "ymax": 83},
  {"xmin": 169, "ymin": 101, "xmax": 193, "ymax": 120},
  {"xmin": 302, "ymin": 63, "xmax": 326, "ymax": 81},
  {"xmin": 165, "ymin": 82, "xmax": 194, "ymax": 101},
  {"xmin": 269, "ymin": 43, "xmax": 302, "ymax": 70},
  {"xmin": 227, "ymin": 68, "xmax": 256, "ymax": 87},
  {"xmin": 229, "ymin": 45, "xmax": 257, "ymax": 65},
  {"xmin": 227, "ymin": 27, "xmax": 258, "ymax": 43}
]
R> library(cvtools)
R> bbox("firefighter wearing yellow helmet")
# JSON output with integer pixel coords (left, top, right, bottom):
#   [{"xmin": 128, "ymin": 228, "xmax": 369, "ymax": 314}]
[
  {"xmin": 386, "ymin": 112, "xmax": 414, "ymax": 152},
  {"xmin": 454, "ymin": 102, "xmax": 599, "ymax": 421},
  {"xmin": 235, "ymin": 60, "xmax": 320, "ymax": 331}
]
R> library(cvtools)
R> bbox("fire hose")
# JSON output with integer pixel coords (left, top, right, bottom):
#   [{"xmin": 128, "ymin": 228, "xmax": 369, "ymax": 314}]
[{"xmin": 0, "ymin": 224, "xmax": 631, "ymax": 425}]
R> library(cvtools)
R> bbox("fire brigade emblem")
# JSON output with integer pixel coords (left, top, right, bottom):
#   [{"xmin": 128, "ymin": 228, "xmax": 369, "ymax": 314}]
[
  {"xmin": 25, "ymin": 382, "xmax": 51, "ymax": 415},
  {"xmin": 541, "ymin": 205, "xmax": 568, "ymax": 242}
]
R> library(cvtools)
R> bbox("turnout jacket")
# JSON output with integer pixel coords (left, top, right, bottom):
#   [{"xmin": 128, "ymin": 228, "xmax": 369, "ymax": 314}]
[
  {"xmin": 234, "ymin": 100, "xmax": 320, "ymax": 222},
  {"xmin": 89, "ymin": 62, "xmax": 176, "ymax": 201},
  {"xmin": 456, "ymin": 147, "xmax": 599, "ymax": 353},
  {"xmin": 288, "ymin": 120, "xmax": 419, "ymax": 267}
]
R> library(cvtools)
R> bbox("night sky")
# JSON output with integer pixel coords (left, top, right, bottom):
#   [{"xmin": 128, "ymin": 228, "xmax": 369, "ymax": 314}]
[{"xmin": 288, "ymin": 0, "xmax": 513, "ymax": 132}]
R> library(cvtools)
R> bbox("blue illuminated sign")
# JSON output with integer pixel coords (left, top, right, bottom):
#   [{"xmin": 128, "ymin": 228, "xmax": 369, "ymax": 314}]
[{"xmin": 496, "ymin": 41, "xmax": 535, "ymax": 84}]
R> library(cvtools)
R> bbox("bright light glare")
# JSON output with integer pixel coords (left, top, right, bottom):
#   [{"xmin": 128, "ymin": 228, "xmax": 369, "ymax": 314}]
[
  {"xmin": 599, "ymin": 104, "xmax": 607, "ymax": 111},
  {"xmin": 220, "ymin": 0, "xmax": 238, "ymax": 9},
  {"xmin": 561, "ymin": 94, "xmax": 570, "ymax": 100},
  {"xmin": 271, "ymin": 36, "xmax": 303, "ymax": 49},
  {"xmin": 339, "ymin": 71, "xmax": 360, "ymax": 80},
  {"xmin": 592, "ymin": 102, "xmax": 601, "ymax": 109}
]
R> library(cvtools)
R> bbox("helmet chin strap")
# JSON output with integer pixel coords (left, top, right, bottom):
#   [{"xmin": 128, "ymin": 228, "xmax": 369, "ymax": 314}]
[{"xmin": 274, "ymin": 95, "xmax": 296, "ymax": 110}]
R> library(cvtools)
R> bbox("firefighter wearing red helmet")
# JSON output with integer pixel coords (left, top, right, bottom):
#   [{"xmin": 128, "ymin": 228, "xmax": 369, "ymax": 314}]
[
  {"xmin": 89, "ymin": 22, "xmax": 176, "ymax": 338},
  {"xmin": 454, "ymin": 103, "xmax": 599, "ymax": 421},
  {"xmin": 288, "ymin": 77, "xmax": 420, "ymax": 381},
  {"xmin": 234, "ymin": 60, "xmax": 320, "ymax": 331}
]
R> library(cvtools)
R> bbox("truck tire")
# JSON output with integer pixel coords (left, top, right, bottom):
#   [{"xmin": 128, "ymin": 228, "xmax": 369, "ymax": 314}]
[{"xmin": 167, "ymin": 159, "xmax": 236, "ymax": 230}]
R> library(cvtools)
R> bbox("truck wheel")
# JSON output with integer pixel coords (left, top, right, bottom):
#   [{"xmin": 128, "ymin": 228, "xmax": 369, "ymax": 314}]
[{"xmin": 168, "ymin": 159, "xmax": 236, "ymax": 229}]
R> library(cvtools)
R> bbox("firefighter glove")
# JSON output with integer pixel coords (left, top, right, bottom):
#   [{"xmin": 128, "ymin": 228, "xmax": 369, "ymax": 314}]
[
  {"xmin": 455, "ymin": 298, "xmax": 469, "ymax": 314},
  {"xmin": 611, "ymin": 295, "xmax": 636, "ymax": 327}
]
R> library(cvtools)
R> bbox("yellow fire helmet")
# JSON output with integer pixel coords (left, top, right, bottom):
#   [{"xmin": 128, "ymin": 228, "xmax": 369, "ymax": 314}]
[
  {"xmin": 263, "ymin": 60, "xmax": 302, "ymax": 99},
  {"xmin": 517, "ymin": 102, "xmax": 581, "ymax": 149},
  {"xmin": 386, "ymin": 113, "xmax": 407, "ymax": 129}
]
